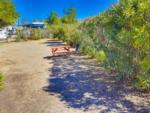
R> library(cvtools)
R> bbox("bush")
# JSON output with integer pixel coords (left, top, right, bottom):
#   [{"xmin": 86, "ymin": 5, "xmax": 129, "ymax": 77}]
[
  {"xmin": 77, "ymin": 0, "xmax": 150, "ymax": 90},
  {"xmin": 101, "ymin": 0, "xmax": 150, "ymax": 87},
  {"xmin": 16, "ymin": 29, "xmax": 29, "ymax": 41},
  {"xmin": 135, "ymin": 57, "xmax": 150, "ymax": 90},
  {"xmin": 0, "ymin": 73, "xmax": 4, "ymax": 91},
  {"xmin": 48, "ymin": 23, "xmax": 79, "ymax": 46},
  {"xmin": 30, "ymin": 28, "xmax": 42, "ymax": 40},
  {"xmin": 16, "ymin": 28, "xmax": 49, "ymax": 41},
  {"xmin": 135, "ymin": 74, "xmax": 150, "ymax": 90}
]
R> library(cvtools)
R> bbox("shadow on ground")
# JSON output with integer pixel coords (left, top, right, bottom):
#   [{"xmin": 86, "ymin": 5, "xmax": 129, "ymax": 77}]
[
  {"xmin": 42, "ymin": 39, "xmax": 65, "ymax": 46},
  {"xmin": 43, "ymin": 40, "xmax": 150, "ymax": 113}
]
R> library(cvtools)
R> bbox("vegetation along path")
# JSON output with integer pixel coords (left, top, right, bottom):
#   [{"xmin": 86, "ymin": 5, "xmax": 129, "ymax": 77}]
[{"xmin": 0, "ymin": 39, "xmax": 149, "ymax": 113}]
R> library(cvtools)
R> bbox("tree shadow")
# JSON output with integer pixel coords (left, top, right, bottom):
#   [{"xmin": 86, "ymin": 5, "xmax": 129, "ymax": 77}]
[
  {"xmin": 42, "ymin": 39, "xmax": 65, "ymax": 46},
  {"xmin": 43, "ymin": 40, "xmax": 150, "ymax": 113}
]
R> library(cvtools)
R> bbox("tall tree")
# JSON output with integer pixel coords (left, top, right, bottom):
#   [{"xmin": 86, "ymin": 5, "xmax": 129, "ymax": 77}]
[
  {"xmin": 62, "ymin": 7, "xmax": 77, "ymax": 24},
  {"xmin": 0, "ymin": 0, "xmax": 19, "ymax": 27},
  {"xmin": 47, "ymin": 11, "xmax": 61, "ymax": 25}
]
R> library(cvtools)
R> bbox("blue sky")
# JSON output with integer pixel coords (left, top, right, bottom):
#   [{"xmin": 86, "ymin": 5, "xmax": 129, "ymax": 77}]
[{"xmin": 12, "ymin": 0, "xmax": 117, "ymax": 22}]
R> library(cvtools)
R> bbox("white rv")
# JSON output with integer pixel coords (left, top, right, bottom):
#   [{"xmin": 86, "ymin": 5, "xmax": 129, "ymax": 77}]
[
  {"xmin": 0, "ymin": 28, "xmax": 9, "ymax": 39},
  {"xmin": 0, "ymin": 26, "xmax": 16, "ymax": 40}
]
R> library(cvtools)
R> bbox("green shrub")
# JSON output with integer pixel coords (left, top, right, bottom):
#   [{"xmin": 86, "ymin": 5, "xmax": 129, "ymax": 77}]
[
  {"xmin": 101, "ymin": 0, "xmax": 150, "ymax": 86},
  {"xmin": 48, "ymin": 23, "xmax": 79, "ymax": 46},
  {"xmin": 16, "ymin": 28, "xmax": 48, "ymax": 41},
  {"xmin": 135, "ymin": 74, "xmax": 150, "ymax": 90},
  {"xmin": 0, "ymin": 73, "xmax": 4, "ymax": 91},
  {"xmin": 16, "ymin": 29, "xmax": 28, "ymax": 41},
  {"xmin": 30, "ymin": 28, "xmax": 42, "ymax": 40},
  {"xmin": 135, "ymin": 57, "xmax": 150, "ymax": 90},
  {"xmin": 77, "ymin": 0, "xmax": 150, "ymax": 90},
  {"xmin": 99, "ymin": 50, "xmax": 106, "ymax": 62}
]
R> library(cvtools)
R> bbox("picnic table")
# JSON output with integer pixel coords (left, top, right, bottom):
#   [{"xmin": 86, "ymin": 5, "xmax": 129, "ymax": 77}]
[{"xmin": 51, "ymin": 45, "xmax": 71, "ymax": 56}]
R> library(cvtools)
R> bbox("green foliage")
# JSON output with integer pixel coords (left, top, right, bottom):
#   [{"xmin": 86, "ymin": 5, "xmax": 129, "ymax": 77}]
[
  {"xmin": 62, "ymin": 7, "xmax": 77, "ymax": 24},
  {"xmin": 16, "ymin": 28, "xmax": 48, "ymax": 41},
  {"xmin": 101, "ymin": 0, "xmax": 150, "ymax": 84},
  {"xmin": 48, "ymin": 23, "xmax": 79, "ymax": 46},
  {"xmin": 16, "ymin": 29, "xmax": 29, "ymax": 41},
  {"xmin": 47, "ymin": 11, "xmax": 61, "ymax": 25},
  {"xmin": 30, "ymin": 28, "xmax": 43, "ymax": 40},
  {"xmin": 0, "ymin": 0, "xmax": 19, "ymax": 27},
  {"xmin": 68, "ymin": 29, "xmax": 81, "ymax": 46},
  {"xmin": 47, "ymin": 6, "xmax": 77, "ymax": 25},
  {"xmin": 99, "ymin": 50, "xmax": 106, "ymax": 62},
  {"xmin": 46, "ymin": 6, "xmax": 78, "ymax": 45},
  {"xmin": 0, "ymin": 73, "xmax": 4, "ymax": 91},
  {"xmin": 16, "ymin": 30, "xmax": 22, "ymax": 42},
  {"xmin": 135, "ymin": 57, "xmax": 150, "ymax": 90},
  {"xmin": 77, "ymin": 0, "xmax": 150, "ymax": 90},
  {"xmin": 136, "ymin": 74, "xmax": 150, "ymax": 90}
]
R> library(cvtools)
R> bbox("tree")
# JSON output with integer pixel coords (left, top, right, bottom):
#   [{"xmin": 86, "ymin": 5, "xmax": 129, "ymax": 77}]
[
  {"xmin": 47, "ymin": 11, "xmax": 61, "ymax": 25},
  {"xmin": 0, "ymin": 0, "xmax": 19, "ymax": 27},
  {"xmin": 62, "ymin": 7, "xmax": 77, "ymax": 24}
]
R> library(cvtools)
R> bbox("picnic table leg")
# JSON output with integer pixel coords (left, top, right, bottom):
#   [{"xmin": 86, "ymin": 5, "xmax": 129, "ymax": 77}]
[
  {"xmin": 64, "ymin": 47, "xmax": 70, "ymax": 55},
  {"xmin": 52, "ymin": 48, "xmax": 58, "ymax": 56}
]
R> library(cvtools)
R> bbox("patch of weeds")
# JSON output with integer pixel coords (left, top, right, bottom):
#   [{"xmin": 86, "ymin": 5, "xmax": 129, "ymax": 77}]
[{"xmin": 0, "ymin": 73, "xmax": 4, "ymax": 91}]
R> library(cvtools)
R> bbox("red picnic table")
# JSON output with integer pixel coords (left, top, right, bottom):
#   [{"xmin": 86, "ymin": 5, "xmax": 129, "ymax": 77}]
[{"xmin": 51, "ymin": 45, "xmax": 71, "ymax": 56}]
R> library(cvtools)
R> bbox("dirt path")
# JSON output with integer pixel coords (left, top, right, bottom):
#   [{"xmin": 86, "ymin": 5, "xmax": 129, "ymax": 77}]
[{"xmin": 0, "ymin": 39, "xmax": 149, "ymax": 113}]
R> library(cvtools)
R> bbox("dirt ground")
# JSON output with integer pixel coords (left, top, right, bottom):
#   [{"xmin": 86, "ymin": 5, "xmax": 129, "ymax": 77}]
[{"xmin": 0, "ymin": 39, "xmax": 149, "ymax": 113}]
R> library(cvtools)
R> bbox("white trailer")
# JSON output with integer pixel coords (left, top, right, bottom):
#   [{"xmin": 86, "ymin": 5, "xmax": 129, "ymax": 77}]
[{"xmin": 0, "ymin": 28, "xmax": 9, "ymax": 39}]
